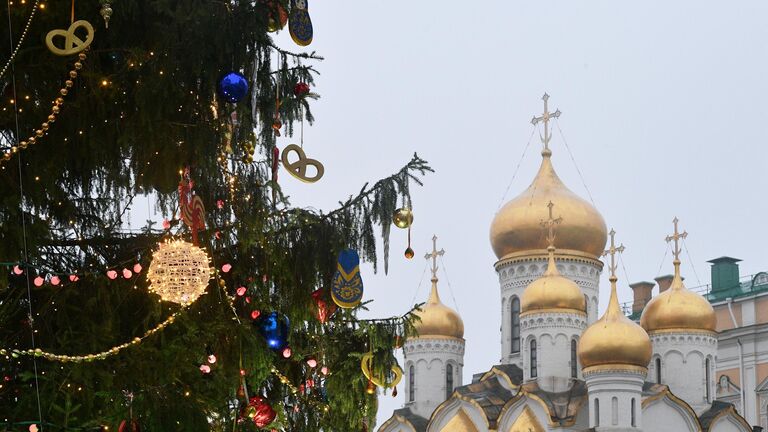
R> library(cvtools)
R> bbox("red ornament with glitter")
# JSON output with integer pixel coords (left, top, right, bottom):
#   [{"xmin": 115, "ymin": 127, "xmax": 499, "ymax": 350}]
[
  {"xmin": 243, "ymin": 396, "xmax": 276, "ymax": 428},
  {"xmin": 294, "ymin": 82, "xmax": 310, "ymax": 96}
]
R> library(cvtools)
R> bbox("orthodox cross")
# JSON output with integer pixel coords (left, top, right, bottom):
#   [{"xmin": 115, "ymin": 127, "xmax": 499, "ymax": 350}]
[
  {"xmin": 665, "ymin": 217, "xmax": 688, "ymax": 262},
  {"xmin": 602, "ymin": 229, "xmax": 625, "ymax": 278},
  {"xmin": 530, "ymin": 93, "xmax": 561, "ymax": 153},
  {"xmin": 424, "ymin": 234, "xmax": 445, "ymax": 280},
  {"xmin": 540, "ymin": 201, "xmax": 563, "ymax": 247}
]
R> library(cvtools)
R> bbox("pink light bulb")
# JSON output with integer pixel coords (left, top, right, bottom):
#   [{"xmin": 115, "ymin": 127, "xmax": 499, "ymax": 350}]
[
  {"xmin": 133, "ymin": 263, "xmax": 142, "ymax": 273},
  {"xmin": 122, "ymin": 268, "xmax": 133, "ymax": 279},
  {"xmin": 33, "ymin": 276, "xmax": 44, "ymax": 287},
  {"xmin": 107, "ymin": 270, "xmax": 118, "ymax": 280},
  {"xmin": 50, "ymin": 276, "xmax": 61, "ymax": 286},
  {"xmin": 13, "ymin": 265, "xmax": 23, "ymax": 275}
]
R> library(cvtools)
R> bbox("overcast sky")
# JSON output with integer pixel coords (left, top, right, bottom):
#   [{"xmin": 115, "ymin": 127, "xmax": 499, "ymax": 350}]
[{"xmin": 270, "ymin": 1, "xmax": 768, "ymax": 426}]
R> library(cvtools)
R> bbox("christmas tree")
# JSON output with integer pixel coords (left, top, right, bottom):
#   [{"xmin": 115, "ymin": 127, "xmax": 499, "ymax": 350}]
[{"xmin": 0, "ymin": 1, "xmax": 430, "ymax": 430}]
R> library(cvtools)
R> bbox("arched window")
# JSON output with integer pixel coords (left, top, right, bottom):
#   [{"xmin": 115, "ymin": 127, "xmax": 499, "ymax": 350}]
[
  {"xmin": 631, "ymin": 398, "xmax": 636, "ymax": 427},
  {"xmin": 530, "ymin": 339, "xmax": 538, "ymax": 378},
  {"xmin": 571, "ymin": 339, "xmax": 578, "ymax": 378},
  {"xmin": 705, "ymin": 358, "xmax": 711, "ymax": 402},
  {"xmin": 511, "ymin": 297, "xmax": 520, "ymax": 353},
  {"xmin": 446, "ymin": 363, "xmax": 454, "ymax": 399},
  {"xmin": 594, "ymin": 398, "xmax": 600, "ymax": 427},
  {"xmin": 584, "ymin": 294, "xmax": 589, "ymax": 318},
  {"xmin": 655, "ymin": 358, "xmax": 662, "ymax": 383},
  {"xmin": 611, "ymin": 397, "xmax": 618, "ymax": 425},
  {"xmin": 409, "ymin": 365, "xmax": 415, "ymax": 402}
]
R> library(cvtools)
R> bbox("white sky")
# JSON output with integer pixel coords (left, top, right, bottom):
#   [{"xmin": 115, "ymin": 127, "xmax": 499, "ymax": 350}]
[{"xmin": 273, "ymin": 1, "xmax": 768, "ymax": 426}]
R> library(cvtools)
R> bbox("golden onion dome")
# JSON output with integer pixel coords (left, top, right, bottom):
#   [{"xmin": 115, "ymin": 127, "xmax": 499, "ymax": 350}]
[
  {"xmin": 490, "ymin": 149, "xmax": 608, "ymax": 260},
  {"xmin": 579, "ymin": 275, "xmax": 652, "ymax": 370},
  {"xmin": 520, "ymin": 246, "xmax": 586, "ymax": 315},
  {"xmin": 413, "ymin": 278, "xmax": 464, "ymax": 339},
  {"xmin": 640, "ymin": 259, "xmax": 716, "ymax": 333}
]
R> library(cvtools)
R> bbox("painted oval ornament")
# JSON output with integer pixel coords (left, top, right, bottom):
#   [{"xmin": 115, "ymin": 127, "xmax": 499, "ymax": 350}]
[
  {"xmin": 289, "ymin": 0, "xmax": 313, "ymax": 46},
  {"xmin": 331, "ymin": 249, "xmax": 363, "ymax": 308}
]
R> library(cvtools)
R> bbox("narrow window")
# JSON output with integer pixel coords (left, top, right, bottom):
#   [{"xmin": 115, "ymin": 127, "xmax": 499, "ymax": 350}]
[
  {"xmin": 631, "ymin": 398, "xmax": 636, "ymax": 427},
  {"xmin": 571, "ymin": 339, "xmax": 578, "ymax": 378},
  {"xmin": 584, "ymin": 294, "xmax": 589, "ymax": 318},
  {"xmin": 446, "ymin": 363, "xmax": 454, "ymax": 399},
  {"xmin": 594, "ymin": 398, "xmax": 600, "ymax": 427},
  {"xmin": 655, "ymin": 357, "xmax": 662, "ymax": 383},
  {"xmin": 530, "ymin": 339, "xmax": 538, "ymax": 378},
  {"xmin": 705, "ymin": 358, "xmax": 711, "ymax": 402},
  {"xmin": 612, "ymin": 397, "xmax": 618, "ymax": 425},
  {"xmin": 409, "ymin": 365, "xmax": 415, "ymax": 402},
  {"xmin": 511, "ymin": 297, "xmax": 521, "ymax": 353}
]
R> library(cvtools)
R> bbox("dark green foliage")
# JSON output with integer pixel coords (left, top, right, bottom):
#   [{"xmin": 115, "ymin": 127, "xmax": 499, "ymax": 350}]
[{"xmin": 0, "ymin": 1, "xmax": 432, "ymax": 430}]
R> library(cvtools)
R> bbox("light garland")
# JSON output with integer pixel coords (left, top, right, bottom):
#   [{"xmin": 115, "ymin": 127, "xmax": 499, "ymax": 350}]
[
  {"xmin": 1, "ymin": 309, "xmax": 183, "ymax": 363},
  {"xmin": 1, "ymin": 50, "xmax": 89, "ymax": 165}
]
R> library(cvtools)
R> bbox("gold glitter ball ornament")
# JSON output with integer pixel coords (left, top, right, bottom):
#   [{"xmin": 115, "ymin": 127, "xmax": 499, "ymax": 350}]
[
  {"xmin": 392, "ymin": 208, "xmax": 413, "ymax": 229},
  {"xmin": 147, "ymin": 240, "xmax": 212, "ymax": 305}
]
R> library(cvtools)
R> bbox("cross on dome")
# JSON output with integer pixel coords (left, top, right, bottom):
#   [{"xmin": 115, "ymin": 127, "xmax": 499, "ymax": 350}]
[
  {"xmin": 540, "ymin": 201, "xmax": 563, "ymax": 249},
  {"xmin": 602, "ymin": 229, "xmax": 625, "ymax": 280},
  {"xmin": 424, "ymin": 234, "xmax": 445, "ymax": 281},
  {"xmin": 530, "ymin": 93, "xmax": 561, "ymax": 155},
  {"xmin": 666, "ymin": 216, "xmax": 688, "ymax": 263}
]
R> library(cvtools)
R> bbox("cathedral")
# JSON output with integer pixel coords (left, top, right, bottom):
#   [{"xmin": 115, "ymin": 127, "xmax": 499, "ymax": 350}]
[{"xmin": 378, "ymin": 95, "xmax": 758, "ymax": 432}]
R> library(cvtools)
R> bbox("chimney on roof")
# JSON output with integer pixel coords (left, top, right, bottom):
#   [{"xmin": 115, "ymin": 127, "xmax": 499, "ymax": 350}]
[
  {"xmin": 708, "ymin": 256, "xmax": 742, "ymax": 293},
  {"xmin": 655, "ymin": 274, "xmax": 678, "ymax": 293},
  {"xmin": 629, "ymin": 281, "xmax": 655, "ymax": 314}
]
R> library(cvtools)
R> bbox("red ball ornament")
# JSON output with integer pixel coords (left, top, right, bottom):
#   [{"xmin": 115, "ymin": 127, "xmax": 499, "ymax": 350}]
[
  {"xmin": 50, "ymin": 276, "xmax": 61, "ymax": 286},
  {"xmin": 311, "ymin": 289, "xmax": 337, "ymax": 323},
  {"xmin": 293, "ymin": 82, "xmax": 310, "ymax": 96},
  {"xmin": 245, "ymin": 396, "xmax": 276, "ymax": 428}
]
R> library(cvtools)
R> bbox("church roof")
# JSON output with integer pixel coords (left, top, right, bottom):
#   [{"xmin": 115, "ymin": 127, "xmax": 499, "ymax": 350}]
[
  {"xmin": 519, "ymin": 379, "xmax": 588, "ymax": 426},
  {"xmin": 391, "ymin": 407, "xmax": 428, "ymax": 432},
  {"xmin": 454, "ymin": 373, "xmax": 516, "ymax": 428}
]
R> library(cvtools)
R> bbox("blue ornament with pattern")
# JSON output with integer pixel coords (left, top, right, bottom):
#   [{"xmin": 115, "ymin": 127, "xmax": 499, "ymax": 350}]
[{"xmin": 331, "ymin": 249, "xmax": 363, "ymax": 308}]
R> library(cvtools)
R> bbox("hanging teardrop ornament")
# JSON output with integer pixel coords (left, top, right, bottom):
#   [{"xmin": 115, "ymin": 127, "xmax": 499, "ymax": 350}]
[
  {"xmin": 392, "ymin": 386, "xmax": 397, "ymax": 397},
  {"xmin": 404, "ymin": 226, "xmax": 414, "ymax": 259},
  {"xmin": 365, "ymin": 378, "xmax": 376, "ymax": 395}
]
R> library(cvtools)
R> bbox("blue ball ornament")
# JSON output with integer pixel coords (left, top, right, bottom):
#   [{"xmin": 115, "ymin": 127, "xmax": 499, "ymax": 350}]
[
  {"xmin": 256, "ymin": 312, "xmax": 290, "ymax": 351},
  {"xmin": 218, "ymin": 72, "xmax": 249, "ymax": 103}
]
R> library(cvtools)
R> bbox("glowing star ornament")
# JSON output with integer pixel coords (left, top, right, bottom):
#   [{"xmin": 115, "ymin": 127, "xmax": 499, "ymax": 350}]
[{"xmin": 147, "ymin": 240, "xmax": 212, "ymax": 305}]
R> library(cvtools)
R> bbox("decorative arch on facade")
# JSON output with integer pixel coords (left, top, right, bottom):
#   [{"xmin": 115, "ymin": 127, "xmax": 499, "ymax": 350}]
[
  {"xmin": 707, "ymin": 408, "xmax": 753, "ymax": 432},
  {"xmin": 378, "ymin": 414, "xmax": 419, "ymax": 432},
  {"xmin": 428, "ymin": 396, "xmax": 489, "ymax": 432},
  {"xmin": 642, "ymin": 388, "xmax": 702, "ymax": 432},
  {"xmin": 497, "ymin": 392, "xmax": 556, "ymax": 431}
]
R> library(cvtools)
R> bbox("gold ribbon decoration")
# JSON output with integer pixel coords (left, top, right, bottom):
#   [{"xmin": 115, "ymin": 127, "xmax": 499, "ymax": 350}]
[
  {"xmin": 360, "ymin": 352, "xmax": 403, "ymax": 388},
  {"xmin": 46, "ymin": 20, "xmax": 94, "ymax": 56},
  {"xmin": 281, "ymin": 144, "xmax": 324, "ymax": 183}
]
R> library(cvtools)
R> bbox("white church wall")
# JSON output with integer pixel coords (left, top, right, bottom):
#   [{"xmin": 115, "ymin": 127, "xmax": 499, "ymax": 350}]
[
  {"xmin": 584, "ymin": 369, "xmax": 645, "ymax": 430},
  {"xmin": 520, "ymin": 311, "xmax": 586, "ymax": 382},
  {"xmin": 650, "ymin": 331, "xmax": 717, "ymax": 414},
  {"xmin": 496, "ymin": 256, "xmax": 602, "ymax": 365},
  {"xmin": 404, "ymin": 337, "xmax": 465, "ymax": 420}
]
